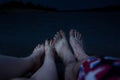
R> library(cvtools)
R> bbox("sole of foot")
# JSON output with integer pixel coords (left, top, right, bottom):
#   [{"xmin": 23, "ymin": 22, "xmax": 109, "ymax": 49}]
[
  {"xmin": 54, "ymin": 30, "xmax": 76, "ymax": 65},
  {"xmin": 69, "ymin": 29, "xmax": 89, "ymax": 62}
]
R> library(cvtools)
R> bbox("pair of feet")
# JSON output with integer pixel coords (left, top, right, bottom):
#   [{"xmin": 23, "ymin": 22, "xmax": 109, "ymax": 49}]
[
  {"xmin": 30, "ymin": 29, "xmax": 89, "ymax": 74},
  {"xmin": 29, "ymin": 40, "xmax": 54, "ymax": 72},
  {"xmin": 54, "ymin": 30, "xmax": 89, "ymax": 65}
]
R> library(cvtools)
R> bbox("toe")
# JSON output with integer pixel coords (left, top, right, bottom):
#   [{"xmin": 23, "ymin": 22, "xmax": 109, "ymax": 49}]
[
  {"xmin": 45, "ymin": 40, "xmax": 49, "ymax": 46},
  {"xmin": 77, "ymin": 32, "xmax": 82, "ymax": 39},
  {"xmin": 53, "ymin": 32, "xmax": 60, "ymax": 43},
  {"xmin": 38, "ymin": 44, "xmax": 41, "ymax": 48},
  {"xmin": 55, "ymin": 34, "xmax": 57, "ymax": 38},
  {"xmin": 53, "ymin": 37, "xmax": 57, "ymax": 44},
  {"xmin": 53, "ymin": 35, "xmax": 57, "ymax": 45},
  {"xmin": 41, "ymin": 44, "xmax": 44, "ymax": 48},
  {"xmin": 70, "ymin": 29, "xmax": 74, "ymax": 37},
  {"xmin": 55, "ymin": 32, "xmax": 59, "ymax": 39},
  {"xmin": 60, "ymin": 30, "xmax": 65, "ymax": 38},
  {"xmin": 78, "ymin": 33, "xmax": 82, "ymax": 40},
  {"xmin": 77, "ymin": 32, "xmax": 79, "ymax": 38},
  {"xmin": 57, "ymin": 32, "xmax": 62, "ymax": 39},
  {"xmin": 35, "ymin": 44, "xmax": 40, "ymax": 49},
  {"xmin": 74, "ymin": 30, "xmax": 77, "ymax": 38},
  {"xmin": 50, "ymin": 40, "xmax": 53, "ymax": 46},
  {"xmin": 72, "ymin": 29, "xmax": 75, "ymax": 37}
]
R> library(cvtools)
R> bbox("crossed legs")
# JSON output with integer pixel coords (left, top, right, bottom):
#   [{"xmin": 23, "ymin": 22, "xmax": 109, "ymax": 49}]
[
  {"xmin": 0, "ymin": 44, "xmax": 44, "ymax": 80},
  {"xmin": 54, "ymin": 29, "xmax": 89, "ymax": 80},
  {"xmin": 31, "ymin": 40, "xmax": 58, "ymax": 80},
  {"xmin": 0, "ymin": 29, "xmax": 88, "ymax": 80},
  {"xmin": 12, "ymin": 41, "xmax": 58, "ymax": 80},
  {"xmin": 54, "ymin": 30, "xmax": 76, "ymax": 80}
]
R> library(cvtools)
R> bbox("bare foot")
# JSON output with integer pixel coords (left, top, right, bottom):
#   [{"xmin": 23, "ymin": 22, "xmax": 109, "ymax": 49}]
[
  {"xmin": 70, "ymin": 29, "xmax": 89, "ymax": 62},
  {"xmin": 29, "ymin": 44, "xmax": 45, "ymax": 72},
  {"xmin": 31, "ymin": 40, "xmax": 58, "ymax": 80},
  {"xmin": 53, "ymin": 30, "xmax": 76, "ymax": 65},
  {"xmin": 45, "ymin": 40, "xmax": 54, "ymax": 58}
]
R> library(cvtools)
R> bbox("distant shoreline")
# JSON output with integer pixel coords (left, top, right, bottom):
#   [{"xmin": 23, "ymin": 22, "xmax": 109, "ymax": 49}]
[
  {"xmin": 0, "ymin": 8, "xmax": 120, "ymax": 14},
  {"xmin": 0, "ymin": 1, "xmax": 120, "ymax": 13},
  {"xmin": 0, "ymin": 1, "xmax": 58, "ymax": 13},
  {"xmin": 0, "ymin": 9, "xmax": 58, "ymax": 14}
]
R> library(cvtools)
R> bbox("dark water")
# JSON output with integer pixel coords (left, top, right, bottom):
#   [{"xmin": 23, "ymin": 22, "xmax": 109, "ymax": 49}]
[{"xmin": 0, "ymin": 12, "xmax": 120, "ymax": 57}]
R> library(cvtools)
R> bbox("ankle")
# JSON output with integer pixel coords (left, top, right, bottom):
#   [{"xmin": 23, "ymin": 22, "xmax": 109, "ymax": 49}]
[
  {"xmin": 78, "ymin": 55, "xmax": 89, "ymax": 63},
  {"xmin": 45, "ymin": 54, "xmax": 54, "ymax": 60},
  {"xmin": 65, "ymin": 59, "xmax": 76, "ymax": 66}
]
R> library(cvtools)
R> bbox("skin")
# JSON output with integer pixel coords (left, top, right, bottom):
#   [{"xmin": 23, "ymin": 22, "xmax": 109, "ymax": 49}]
[
  {"xmin": 0, "ymin": 44, "xmax": 44, "ymax": 80},
  {"xmin": 69, "ymin": 29, "xmax": 89, "ymax": 78},
  {"xmin": 53, "ymin": 30, "xmax": 76, "ymax": 80},
  {"xmin": 53, "ymin": 30, "xmax": 89, "ymax": 80},
  {"xmin": 3, "ymin": 29, "xmax": 89, "ymax": 80},
  {"xmin": 31, "ymin": 40, "xmax": 58, "ymax": 80},
  {"xmin": 12, "ymin": 40, "xmax": 58, "ymax": 80}
]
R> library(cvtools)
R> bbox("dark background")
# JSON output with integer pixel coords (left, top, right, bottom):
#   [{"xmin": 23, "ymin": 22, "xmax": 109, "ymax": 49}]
[
  {"xmin": 0, "ymin": 0, "xmax": 120, "ymax": 57},
  {"xmin": 1, "ymin": 0, "xmax": 120, "ymax": 10},
  {"xmin": 0, "ymin": 1, "xmax": 120, "ymax": 79}
]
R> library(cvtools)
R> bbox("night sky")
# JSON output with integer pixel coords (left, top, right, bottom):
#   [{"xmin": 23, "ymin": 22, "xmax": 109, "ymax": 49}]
[{"xmin": 0, "ymin": 0, "xmax": 120, "ymax": 10}]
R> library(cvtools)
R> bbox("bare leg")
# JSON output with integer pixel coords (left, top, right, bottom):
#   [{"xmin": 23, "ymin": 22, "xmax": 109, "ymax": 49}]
[
  {"xmin": 0, "ymin": 44, "xmax": 44, "ymax": 80},
  {"xmin": 69, "ymin": 29, "xmax": 89, "ymax": 77},
  {"xmin": 31, "ymin": 40, "xmax": 58, "ymax": 80},
  {"xmin": 54, "ymin": 30, "xmax": 76, "ymax": 80}
]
